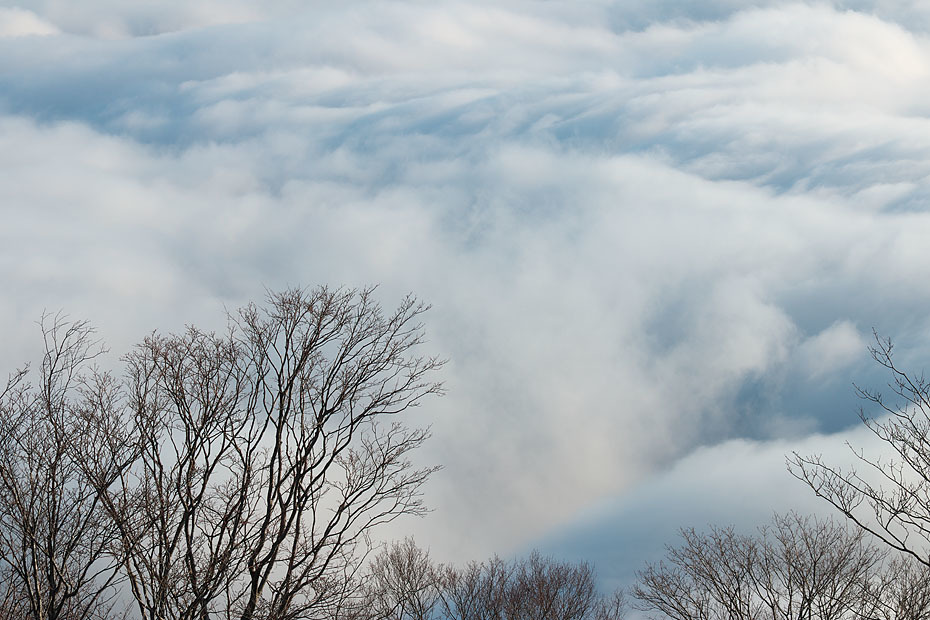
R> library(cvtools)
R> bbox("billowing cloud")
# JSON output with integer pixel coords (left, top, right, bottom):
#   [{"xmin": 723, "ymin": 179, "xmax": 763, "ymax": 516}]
[
  {"xmin": 798, "ymin": 320, "xmax": 866, "ymax": 379},
  {"xmin": 3, "ymin": 0, "xmax": 930, "ymax": 571}
]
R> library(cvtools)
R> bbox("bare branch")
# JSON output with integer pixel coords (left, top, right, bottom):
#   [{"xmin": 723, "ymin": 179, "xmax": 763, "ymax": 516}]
[{"xmin": 788, "ymin": 331, "xmax": 930, "ymax": 568}]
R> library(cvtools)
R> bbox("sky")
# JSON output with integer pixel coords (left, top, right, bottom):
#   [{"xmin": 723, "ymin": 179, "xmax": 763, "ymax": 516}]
[{"xmin": 4, "ymin": 0, "xmax": 930, "ymax": 593}]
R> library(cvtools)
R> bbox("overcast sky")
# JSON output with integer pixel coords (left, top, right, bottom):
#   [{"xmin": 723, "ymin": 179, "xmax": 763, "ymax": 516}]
[{"xmin": 4, "ymin": 0, "xmax": 930, "ymax": 591}]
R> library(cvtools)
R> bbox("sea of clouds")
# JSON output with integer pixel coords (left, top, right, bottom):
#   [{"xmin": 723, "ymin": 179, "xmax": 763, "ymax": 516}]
[{"xmin": 3, "ymin": 0, "xmax": 930, "ymax": 583}]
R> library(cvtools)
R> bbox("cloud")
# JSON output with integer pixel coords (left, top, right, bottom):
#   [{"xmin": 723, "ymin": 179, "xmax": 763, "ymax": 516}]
[
  {"xmin": 4, "ymin": 0, "xmax": 930, "ymax": 572},
  {"xmin": 798, "ymin": 320, "xmax": 866, "ymax": 379},
  {"xmin": 10, "ymin": 0, "xmax": 304, "ymax": 38},
  {"xmin": 0, "ymin": 7, "xmax": 59, "ymax": 37},
  {"xmin": 539, "ymin": 424, "xmax": 888, "ymax": 590}
]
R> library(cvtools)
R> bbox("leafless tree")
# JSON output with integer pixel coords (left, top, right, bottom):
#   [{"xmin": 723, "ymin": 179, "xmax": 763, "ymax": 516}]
[
  {"xmin": 76, "ymin": 286, "xmax": 444, "ymax": 620},
  {"xmin": 0, "ymin": 565, "xmax": 28, "ymax": 619},
  {"xmin": 346, "ymin": 538, "xmax": 441, "ymax": 620},
  {"xmin": 859, "ymin": 555, "xmax": 930, "ymax": 620},
  {"xmin": 0, "ymin": 315, "xmax": 126, "ymax": 620},
  {"xmin": 591, "ymin": 591, "xmax": 626, "ymax": 620},
  {"xmin": 790, "ymin": 333, "xmax": 930, "ymax": 568},
  {"xmin": 436, "ymin": 555, "xmax": 510, "ymax": 620},
  {"xmin": 756, "ymin": 513, "xmax": 881, "ymax": 620},
  {"xmin": 443, "ymin": 551, "xmax": 625, "ymax": 620},
  {"xmin": 357, "ymin": 541, "xmax": 625, "ymax": 620},
  {"xmin": 633, "ymin": 525, "xmax": 757, "ymax": 620},
  {"xmin": 633, "ymin": 512, "xmax": 883, "ymax": 620},
  {"xmin": 503, "ymin": 551, "xmax": 601, "ymax": 620}
]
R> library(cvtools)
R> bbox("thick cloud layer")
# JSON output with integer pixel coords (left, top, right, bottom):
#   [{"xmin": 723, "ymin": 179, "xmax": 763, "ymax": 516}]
[{"xmin": 4, "ymin": 0, "xmax": 930, "ymax": 572}]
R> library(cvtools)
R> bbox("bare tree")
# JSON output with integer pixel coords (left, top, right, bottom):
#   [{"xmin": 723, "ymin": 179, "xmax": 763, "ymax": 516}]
[
  {"xmin": 0, "ymin": 315, "xmax": 125, "ymax": 620},
  {"xmin": 0, "ymin": 564, "xmax": 28, "ymax": 619},
  {"xmin": 633, "ymin": 512, "xmax": 883, "ymax": 620},
  {"xmin": 358, "ymin": 541, "xmax": 625, "ymax": 620},
  {"xmin": 633, "ymin": 526, "xmax": 757, "ymax": 620},
  {"xmin": 503, "ymin": 551, "xmax": 601, "ymax": 620},
  {"xmin": 78, "ymin": 286, "xmax": 444, "ymax": 620},
  {"xmin": 348, "ymin": 538, "xmax": 441, "ymax": 620},
  {"xmin": 859, "ymin": 555, "xmax": 930, "ymax": 620},
  {"xmin": 790, "ymin": 333, "xmax": 930, "ymax": 568},
  {"xmin": 443, "ymin": 551, "xmax": 624, "ymax": 620},
  {"xmin": 436, "ymin": 555, "xmax": 510, "ymax": 620},
  {"xmin": 755, "ymin": 513, "xmax": 881, "ymax": 620},
  {"xmin": 591, "ymin": 591, "xmax": 627, "ymax": 620}
]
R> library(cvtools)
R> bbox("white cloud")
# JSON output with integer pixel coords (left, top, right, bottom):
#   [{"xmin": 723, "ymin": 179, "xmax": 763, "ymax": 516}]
[
  {"xmin": 540, "ymin": 423, "xmax": 889, "ymax": 589},
  {"xmin": 0, "ymin": 7, "xmax": 58, "ymax": 37},
  {"xmin": 10, "ymin": 0, "xmax": 298, "ymax": 38},
  {"xmin": 4, "ymin": 0, "xmax": 930, "ymax": 572},
  {"xmin": 799, "ymin": 320, "xmax": 866, "ymax": 379}
]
